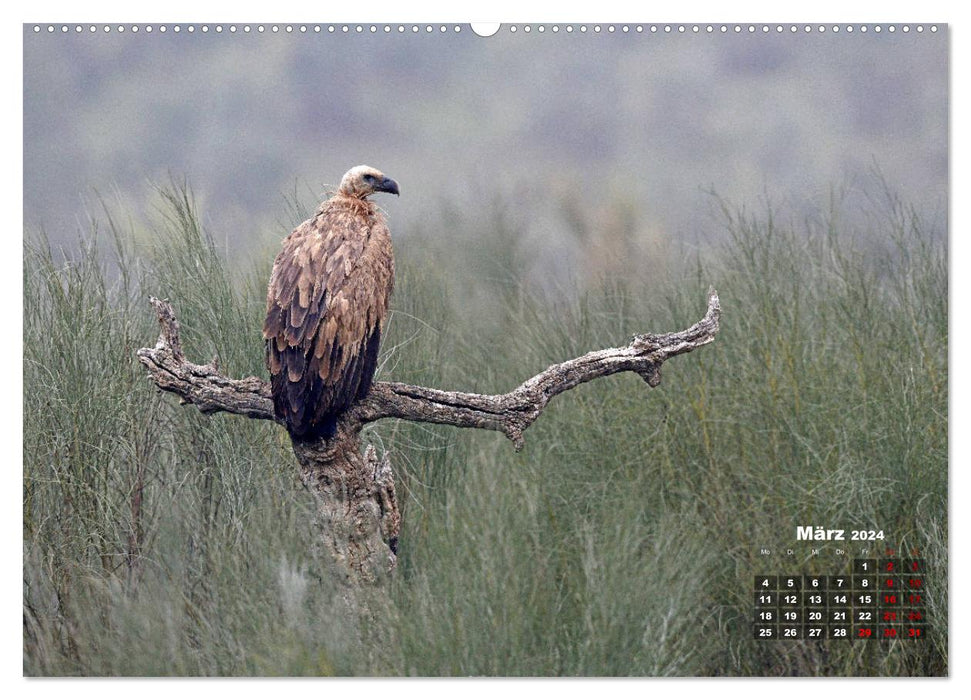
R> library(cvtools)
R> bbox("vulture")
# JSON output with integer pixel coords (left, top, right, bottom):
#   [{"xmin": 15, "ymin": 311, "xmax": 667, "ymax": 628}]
[{"xmin": 263, "ymin": 165, "xmax": 399, "ymax": 440}]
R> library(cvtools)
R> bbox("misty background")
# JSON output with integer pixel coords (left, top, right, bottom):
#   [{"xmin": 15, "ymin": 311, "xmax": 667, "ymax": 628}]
[{"xmin": 24, "ymin": 24, "xmax": 947, "ymax": 280}]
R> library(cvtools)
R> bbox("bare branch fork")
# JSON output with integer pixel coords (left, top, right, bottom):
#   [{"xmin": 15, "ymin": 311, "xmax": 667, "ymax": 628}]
[
  {"xmin": 136, "ymin": 288, "xmax": 721, "ymax": 449},
  {"xmin": 136, "ymin": 289, "xmax": 719, "ymax": 589}
]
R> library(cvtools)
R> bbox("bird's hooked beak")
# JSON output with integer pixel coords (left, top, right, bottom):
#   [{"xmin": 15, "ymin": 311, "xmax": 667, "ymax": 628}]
[{"xmin": 376, "ymin": 176, "xmax": 400, "ymax": 196}]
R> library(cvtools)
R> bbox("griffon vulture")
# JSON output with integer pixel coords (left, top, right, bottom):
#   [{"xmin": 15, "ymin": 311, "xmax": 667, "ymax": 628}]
[{"xmin": 263, "ymin": 165, "xmax": 399, "ymax": 439}]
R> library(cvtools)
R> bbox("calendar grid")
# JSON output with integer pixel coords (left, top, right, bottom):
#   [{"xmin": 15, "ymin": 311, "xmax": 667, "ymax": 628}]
[{"xmin": 754, "ymin": 558, "xmax": 927, "ymax": 640}]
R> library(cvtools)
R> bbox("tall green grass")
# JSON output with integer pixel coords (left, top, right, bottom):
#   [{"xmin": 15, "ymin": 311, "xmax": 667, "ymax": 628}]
[{"xmin": 23, "ymin": 184, "xmax": 946, "ymax": 676}]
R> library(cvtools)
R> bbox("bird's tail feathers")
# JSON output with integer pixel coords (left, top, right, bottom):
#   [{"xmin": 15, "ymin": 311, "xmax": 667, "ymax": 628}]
[{"xmin": 285, "ymin": 413, "xmax": 339, "ymax": 442}]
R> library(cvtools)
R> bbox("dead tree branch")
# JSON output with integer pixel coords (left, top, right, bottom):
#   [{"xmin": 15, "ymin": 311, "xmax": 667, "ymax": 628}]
[
  {"xmin": 136, "ymin": 297, "xmax": 278, "ymax": 421},
  {"xmin": 137, "ymin": 289, "xmax": 721, "ymax": 447},
  {"xmin": 350, "ymin": 288, "xmax": 720, "ymax": 448}
]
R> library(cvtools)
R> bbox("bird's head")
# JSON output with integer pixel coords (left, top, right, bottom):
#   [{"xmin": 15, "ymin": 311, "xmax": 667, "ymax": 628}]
[{"xmin": 338, "ymin": 165, "xmax": 400, "ymax": 200}]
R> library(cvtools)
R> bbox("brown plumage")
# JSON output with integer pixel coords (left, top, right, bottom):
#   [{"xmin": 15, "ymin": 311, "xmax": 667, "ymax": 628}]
[{"xmin": 263, "ymin": 165, "xmax": 399, "ymax": 439}]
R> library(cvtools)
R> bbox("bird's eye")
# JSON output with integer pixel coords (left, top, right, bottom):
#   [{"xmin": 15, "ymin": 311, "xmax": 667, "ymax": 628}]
[{"xmin": 363, "ymin": 173, "xmax": 375, "ymax": 183}]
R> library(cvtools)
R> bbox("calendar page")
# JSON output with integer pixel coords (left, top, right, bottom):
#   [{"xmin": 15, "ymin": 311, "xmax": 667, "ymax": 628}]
[{"xmin": 22, "ymin": 20, "xmax": 948, "ymax": 678}]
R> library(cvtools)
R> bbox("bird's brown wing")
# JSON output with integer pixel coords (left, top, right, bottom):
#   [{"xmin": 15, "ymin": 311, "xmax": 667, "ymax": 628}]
[{"xmin": 263, "ymin": 203, "xmax": 394, "ymax": 438}]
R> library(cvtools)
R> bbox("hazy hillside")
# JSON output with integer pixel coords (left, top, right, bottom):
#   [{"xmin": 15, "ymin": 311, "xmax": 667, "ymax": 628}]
[{"xmin": 24, "ymin": 24, "xmax": 947, "ymax": 269}]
